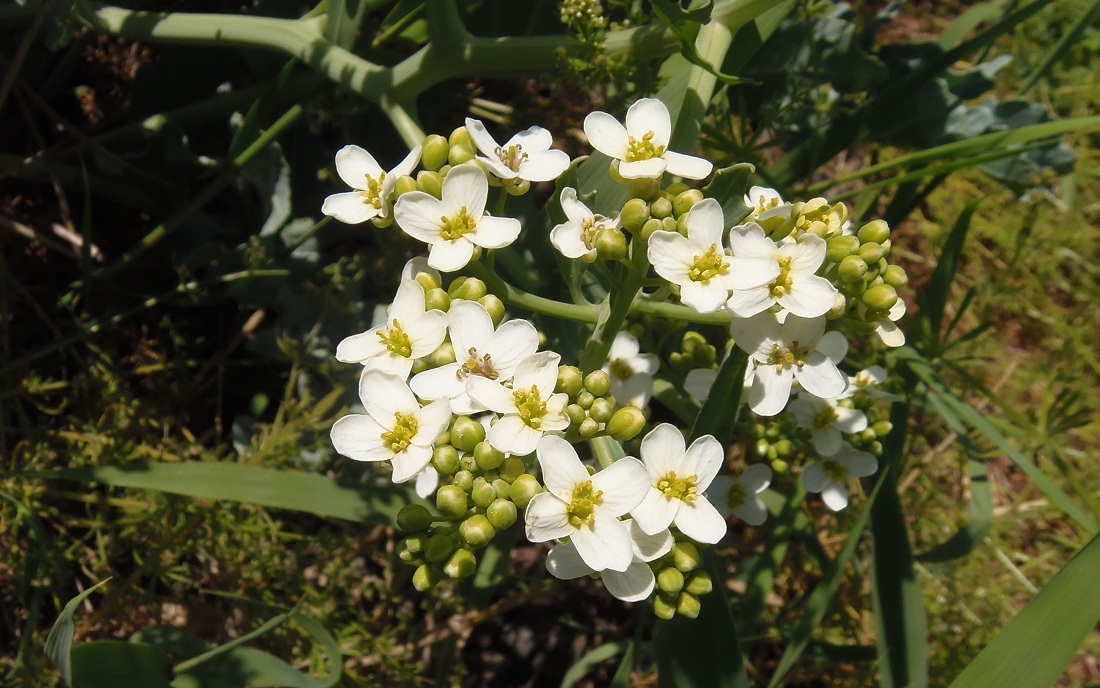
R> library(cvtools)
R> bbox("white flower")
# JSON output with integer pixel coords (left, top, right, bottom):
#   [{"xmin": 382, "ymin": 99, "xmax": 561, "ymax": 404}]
[
  {"xmin": 648, "ymin": 199, "xmax": 780, "ymax": 313},
  {"xmin": 839, "ymin": 365, "xmax": 900, "ymax": 402},
  {"xmin": 545, "ymin": 519, "xmax": 673, "ymax": 602},
  {"xmin": 630, "ymin": 423, "xmax": 728, "ymax": 544},
  {"xmin": 464, "ymin": 117, "xmax": 570, "ymax": 183},
  {"xmin": 330, "ymin": 370, "xmax": 452, "ymax": 483},
  {"xmin": 322, "ymin": 144, "xmax": 421, "ymax": 224},
  {"xmin": 524, "ymin": 435, "xmax": 650, "ymax": 572},
  {"xmin": 602, "ymin": 331, "xmax": 659, "ymax": 408},
  {"xmin": 393, "ymin": 164, "xmax": 521, "ymax": 272},
  {"xmin": 711, "ymin": 463, "xmax": 773, "ymax": 526},
  {"xmin": 744, "ymin": 185, "xmax": 794, "ymax": 236},
  {"xmin": 401, "ymin": 256, "xmax": 439, "ymax": 284},
  {"xmin": 788, "ymin": 395, "xmax": 867, "ymax": 456},
  {"xmin": 874, "ymin": 297, "xmax": 906, "ymax": 348},
  {"xmin": 725, "ymin": 223, "xmax": 838, "ymax": 318},
  {"xmin": 731, "ymin": 312, "xmax": 848, "ymax": 416},
  {"xmin": 410, "ymin": 300, "xmax": 539, "ymax": 414},
  {"xmin": 550, "ymin": 187, "xmax": 620, "ymax": 263},
  {"xmin": 466, "ymin": 351, "xmax": 570, "ymax": 455},
  {"xmin": 583, "ymin": 98, "xmax": 712, "ymax": 180},
  {"xmin": 803, "ymin": 445, "xmax": 878, "ymax": 511},
  {"xmin": 335, "ymin": 279, "xmax": 448, "ymax": 379}
]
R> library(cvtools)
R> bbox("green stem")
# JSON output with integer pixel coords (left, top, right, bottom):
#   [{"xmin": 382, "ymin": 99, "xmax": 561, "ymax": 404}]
[
  {"xmin": 466, "ymin": 262, "xmax": 600, "ymax": 324},
  {"xmin": 577, "ymin": 239, "xmax": 649, "ymax": 374}
]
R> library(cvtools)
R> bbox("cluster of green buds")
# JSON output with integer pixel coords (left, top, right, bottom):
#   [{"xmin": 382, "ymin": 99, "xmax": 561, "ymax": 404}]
[
  {"xmin": 749, "ymin": 417, "xmax": 802, "ymax": 476},
  {"xmin": 556, "ymin": 367, "xmax": 645, "ymax": 442},
  {"xmin": 824, "ymin": 219, "xmax": 909, "ymax": 324},
  {"xmin": 652, "ymin": 540, "xmax": 713, "ymax": 620}
]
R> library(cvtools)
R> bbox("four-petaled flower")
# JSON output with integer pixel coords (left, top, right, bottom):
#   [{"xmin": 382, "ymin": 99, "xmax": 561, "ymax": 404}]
[
  {"xmin": 648, "ymin": 199, "xmax": 780, "ymax": 313},
  {"xmin": 803, "ymin": 445, "xmax": 878, "ymax": 511},
  {"xmin": 630, "ymin": 423, "xmax": 728, "ymax": 544},
  {"xmin": 394, "ymin": 164, "xmax": 521, "ymax": 272},
  {"xmin": 788, "ymin": 395, "xmax": 868, "ymax": 456},
  {"xmin": 524, "ymin": 435, "xmax": 651, "ymax": 572},
  {"xmin": 550, "ymin": 187, "xmax": 620, "ymax": 263},
  {"xmin": 711, "ymin": 463, "xmax": 773, "ymax": 526},
  {"xmin": 602, "ymin": 331, "xmax": 659, "ymax": 408},
  {"xmin": 322, "ymin": 144, "xmax": 421, "ymax": 225},
  {"xmin": 466, "ymin": 351, "xmax": 570, "ymax": 455},
  {"xmin": 584, "ymin": 98, "xmax": 713, "ymax": 180},
  {"xmin": 330, "ymin": 370, "xmax": 452, "ymax": 483},
  {"xmin": 545, "ymin": 519, "xmax": 673, "ymax": 601},
  {"xmin": 465, "ymin": 117, "xmax": 570, "ymax": 183},
  {"xmin": 726, "ymin": 223, "xmax": 838, "ymax": 319}
]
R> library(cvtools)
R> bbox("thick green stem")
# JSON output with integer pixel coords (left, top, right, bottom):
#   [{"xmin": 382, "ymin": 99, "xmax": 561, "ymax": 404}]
[
  {"xmin": 466, "ymin": 263, "xmax": 600, "ymax": 324},
  {"xmin": 577, "ymin": 240, "xmax": 649, "ymax": 374}
]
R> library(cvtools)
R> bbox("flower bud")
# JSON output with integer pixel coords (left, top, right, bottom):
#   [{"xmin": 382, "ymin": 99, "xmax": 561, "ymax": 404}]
[
  {"xmin": 478, "ymin": 294, "xmax": 506, "ymax": 326},
  {"xmin": 650, "ymin": 196, "xmax": 673, "ymax": 219},
  {"xmin": 394, "ymin": 175, "xmax": 419, "ymax": 198},
  {"xmin": 873, "ymin": 420, "xmax": 894, "ymax": 437},
  {"xmin": 505, "ymin": 178, "xmax": 531, "ymax": 196},
  {"xmin": 459, "ymin": 514, "xmax": 497, "ymax": 549},
  {"xmin": 403, "ymin": 534, "xmax": 426, "ymax": 554},
  {"xmin": 556, "ymin": 365, "xmax": 584, "ymax": 397},
  {"xmin": 608, "ymin": 161, "xmax": 626, "ymax": 184},
  {"xmin": 662, "ymin": 216, "xmax": 678, "ymax": 233},
  {"xmin": 416, "ymin": 170, "xmax": 444, "ymax": 199},
  {"xmin": 640, "ymin": 218, "xmax": 663, "ymax": 241},
  {"xmin": 448, "ymin": 144, "xmax": 476, "ymax": 166},
  {"xmin": 860, "ymin": 428, "xmax": 877, "ymax": 444},
  {"xmin": 486, "ymin": 498, "xmax": 518, "ymax": 530},
  {"xmin": 471, "ymin": 481, "xmax": 497, "ymax": 508},
  {"xmin": 491, "ymin": 478, "xmax": 511, "ymax": 498},
  {"xmin": 412, "ymin": 564, "xmax": 436, "ymax": 591},
  {"xmin": 509, "ymin": 474, "xmax": 542, "ymax": 509},
  {"xmin": 673, "ymin": 189, "xmax": 704, "ymax": 217},
  {"xmin": 684, "ymin": 571, "xmax": 713, "ymax": 596},
  {"xmin": 676, "ymin": 592, "xmax": 701, "ymax": 619},
  {"xmin": 675, "ymin": 214, "xmax": 690, "ymax": 237},
  {"xmin": 607, "ymin": 406, "xmax": 646, "ymax": 441},
  {"xmin": 474, "ymin": 440, "xmax": 505, "ymax": 471},
  {"xmin": 397, "ymin": 504, "xmax": 435, "ymax": 533},
  {"xmin": 453, "ymin": 469, "xmax": 474, "ymax": 493},
  {"xmin": 626, "ymin": 177, "xmax": 660, "ymax": 201},
  {"xmin": 424, "ymin": 531, "xmax": 455, "ymax": 563},
  {"xmin": 500, "ymin": 457, "xmax": 525, "ymax": 483},
  {"xmin": 672, "ymin": 541, "xmax": 701, "ymax": 572},
  {"xmin": 882, "ymin": 264, "xmax": 908, "ymax": 288},
  {"xmin": 576, "ymin": 391, "xmax": 595, "ymax": 410},
  {"xmin": 838, "ymin": 255, "xmax": 868, "ymax": 282},
  {"xmin": 657, "ymin": 567, "xmax": 685, "ymax": 595},
  {"xmin": 430, "ymin": 341, "xmax": 457, "ymax": 367},
  {"xmin": 459, "ymin": 452, "xmax": 477, "ymax": 472},
  {"xmin": 857, "ymin": 219, "xmax": 891, "ymax": 244},
  {"xmin": 424, "ymin": 287, "xmax": 451, "ymax": 312},
  {"xmin": 421, "ymin": 134, "xmax": 450, "ymax": 171},
  {"xmin": 596, "ymin": 228, "xmax": 628, "ymax": 261},
  {"xmin": 771, "ymin": 458, "xmax": 790, "ymax": 475},
  {"xmin": 588, "ymin": 397, "xmax": 615, "ymax": 424},
  {"xmin": 578, "ymin": 417, "xmax": 600, "ymax": 437},
  {"xmin": 449, "ymin": 276, "xmax": 488, "ymax": 301},
  {"xmin": 584, "ymin": 370, "xmax": 612, "ymax": 397},
  {"xmin": 827, "ymin": 235, "xmax": 861, "ymax": 263},
  {"xmin": 443, "ymin": 548, "xmax": 477, "ymax": 579},
  {"xmin": 431, "ymin": 445, "xmax": 460, "ymax": 476},
  {"xmin": 666, "ymin": 182, "xmax": 689, "ymax": 196},
  {"xmin": 858, "ymin": 242, "xmax": 886, "ymax": 265},
  {"xmin": 436, "ymin": 485, "xmax": 468, "ymax": 520},
  {"xmin": 397, "ymin": 547, "xmax": 421, "ymax": 565},
  {"xmin": 450, "ymin": 416, "xmax": 486, "ymax": 453},
  {"xmin": 448, "ymin": 126, "xmax": 472, "ymax": 149},
  {"xmin": 620, "ymin": 198, "xmax": 650, "ymax": 232},
  {"xmin": 653, "ymin": 594, "xmax": 678, "ymax": 620},
  {"xmin": 862, "ymin": 283, "xmax": 898, "ymax": 312},
  {"xmin": 563, "ymin": 404, "xmax": 585, "ymax": 426}
]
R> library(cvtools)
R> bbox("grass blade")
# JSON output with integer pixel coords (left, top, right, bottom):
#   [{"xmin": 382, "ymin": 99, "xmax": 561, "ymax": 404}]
[
  {"xmin": 44, "ymin": 579, "xmax": 111, "ymax": 687},
  {"xmin": 921, "ymin": 201, "xmax": 981, "ymax": 345},
  {"xmin": 1019, "ymin": 0, "xmax": 1100, "ymax": 94}
]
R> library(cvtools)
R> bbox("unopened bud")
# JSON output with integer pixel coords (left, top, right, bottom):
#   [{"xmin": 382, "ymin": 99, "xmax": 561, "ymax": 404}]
[
  {"xmin": 448, "ymin": 145, "xmax": 476, "ymax": 166},
  {"xmin": 459, "ymin": 514, "xmax": 496, "ymax": 548},
  {"xmin": 450, "ymin": 416, "xmax": 486, "ymax": 453},
  {"xmin": 657, "ymin": 567, "xmax": 685, "ymax": 595},
  {"xmin": 500, "ymin": 457, "xmax": 525, "ymax": 483},
  {"xmin": 421, "ymin": 135, "xmax": 449, "ymax": 171},
  {"xmin": 862, "ymin": 283, "xmax": 898, "ymax": 312},
  {"xmin": 412, "ymin": 564, "xmax": 436, "ymax": 591},
  {"xmin": 431, "ymin": 445, "xmax": 460, "ymax": 475},
  {"xmin": 416, "ymin": 170, "xmax": 443, "ymax": 199},
  {"xmin": 873, "ymin": 420, "xmax": 894, "ymax": 436},
  {"xmin": 394, "ymin": 175, "xmax": 419, "ymax": 198},
  {"xmin": 486, "ymin": 499, "xmax": 518, "ymax": 530},
  {"xmin": 858, "ymin": 242, "xmax": 886, "ymax": 265},
  {"xmin": 453, "ymin": 469, "xmax": 474, "ymax": 493},
  {"xmin": 672, "ymin": 541, "xmax": 701, "ymax": 572},
  {"xmin": 556, "ymin": 366, "xmax": 584, "ymax": 397},
  {"xmin": 436, "ymin": 485, "xmax": 468, "ymax": 519},
  {"xmin": 474, "ymin": 440, "xmax": 505, "ymax": 471},
  {"xmin": 684, "ymin": 571, "xmax": 713, "ymax": 596},
  {"xmin": 673, "ymin": 189, "xmax": 704, "ymax": 217},
  {"xmin": 509, "ymin": 474, "xmax": 541, "ymax": 509},
  {"xmin": 827, "ymin": 235, "xmax": 861, "ymax": 263},
  {"xmin": 676, "ymin": 592, "xmax": 701, "ymax": 619},
  {"xmin": 653, "ymin": 594, "xmax": 677, "ymax": 620},
  {"xmin": 589, "ymin": 397, "xmax": 615, "ymax": 423},
  {"xmin": 566, "ymin": 403, "xmax": 588, "ymax": 424},
  {"xmin": 471, "ymin": 481, "xmax": 497, "ymax": 508},
  {"xmin": 397, "ymin": 504, "xmax": 434, "ymax": 533},
  {"xmin": 449, "ymin": 276, "xmax": 488, "ymax": 301},
  {"xmin": 650, "ymin": 196, "xmax": 673, "ymax": 219},
  {"xmin": 620, "ymin": 198, "xmax": 650, "ymax": 232},
  {"xmin": 576, "ymin": 391, "xmax": 595, "ymax": 409},
  {"xmin": 424, "ymin": 287, "xmax": 451, "ymax": 312},
  {"xmin": 578, "ymin": 417, "xmax": 600, "ymax": 437},
  {"xmin": 838, "ymin": 255, "xmax": 868, "ymax": 282},
  {"xmin": 443, "ymin": 548, "xmax": 477, "ymax": 579},
  {"xmin": 883, "ymin": 264, "xmax": 908, "ymax": 288},
  {"xmin": 857, "ymin": 219, "xmax": 891, "ymax": 244},
  {"xmin": 430, "ymin": 341, "xmax": 456, "ymax": 367},
  {"xmin": 448, "ymin": 126, "xmax": 472, "ymax": 149},
  {"xmin": 596, "ymin": 228, "xmax": 628, "ymax": 261},
  {"xmin": 424, "ymin": 531, "xmax": 455, "ymax": 563},
  {"xmin": 584, "ymin": 370, "xmax": 612, "ymax": 397},
  {"xmin": 478, "ymin": 294, "xmax": 506, "ymax": 326},
  {"xmin": 607, "ymin": 406, "xmax": 646, "ymax": 441},
  {"xmin": 640, "ymin": 218, "xmax": 663, "ymax": 241},
  {"xmin": 504, "ymin": 178, "xmax": 530, "ymax": 196}
]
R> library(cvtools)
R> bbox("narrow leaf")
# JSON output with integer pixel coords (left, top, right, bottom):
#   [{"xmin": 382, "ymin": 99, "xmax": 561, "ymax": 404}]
[
  {"xmin": 44, "ymin": 579, "xmax": 112, "ymax": 687},
  {"xmin": 689, "ymin": 349, "xmax": 748, "ymax": 444},
  {"xmin": 560, "ymin": 642, "xmax": 629, "ymax": 688},
  {"xmin": 921, "ymin": 200, "xmax": 981, "ymax": 342}
]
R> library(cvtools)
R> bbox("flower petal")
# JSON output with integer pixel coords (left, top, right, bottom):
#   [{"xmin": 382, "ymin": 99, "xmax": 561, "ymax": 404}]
[
  {"xmin": 359, "ymin": 369, "xmax": 418, "ymax": 422},
  {"xmin": 602, "ymin": 562, "xmax": 656, "ymax": 602},
  {"xmin": 725, "ymin": 286, "xmax": 774, "ymax": 318},
  {"xmin": 779, "ymin": 274, "xmax": 837, "ymax": 318},
  {"xmin": 519, "ymin": 149, "xmax": 570, "ymax": 182},
  {"xmin": 591, "ymin": 457, "xmax": 650, "ymax": 516},
  {"xmin": 618, "ymin": 158, "xmax": 667, "ymax": 180},
  {"xmin": 625, "ymin": 98, "xmax": 671, "ymax": 145},
  {"xmin": 663, "ymin": 150, "xmax": 713, "ymax": 180},
  {"xmin": 536, "ymin": 435, "xmax": 592, "ymax": 501},
  {"xmin": 545, "ymin": 542, "xmax": 593, "ymax": 580},
  {"xmin": 330, "ymin": 414, "xmax": 389, "ymax": 462},
  {"xmin": 629, "ymin": 520, "xmax": 674, "ymax": 562},
  {"xmin": 394, "ymin": 191, "xmax": 445, "ymax": 242},
  {"xmin": 749, "ymin": 366, "xmax": 794, "ymax": 416},
  {"xmin": 440, "ymin": 164, "xmax": 488, "ymax": 218},
  {"xmin": 630, "ymin": 488, "xmax": 678, "ymax": 535},
  {"xmin": 470, "ymin": 215, "xmax": 521, "ymax": 249},
  {"xmin": 322, "ymin": 192, "xmax": 379, "ymax": 224},
  {"xmin": 427, "ymin": 238, "xmax": 476, "ymax": 273},
  {"xmin": 572, "ymin": 517, "xmax": 633, "ymax": 572},
  {"xmin": 583, "ymin": 111, "xmax": 629, "ymax": 158},
  {"xmin": 524, "ymin": 493, "xmax": 573, "ymax": 542},
  {"xmin": 795, "ymin": 355, "xmax": 847, "ymax": 400},
  {"xmin": 672, "ymin": 497, "xmax": 727, "ymax": 544},
  {"xmin": 464, "ymin": 117, "xmax": 501, "ymax": 159},
  {"xmin": 391, "ymin": 444, "xmax": 433, "ymax": 483},
  {"xmin": 639, "ymin": 423, "xmax": 687, "ymax": 478},
  {"xmin": 684, "ymin": 435, "xmax": 724, "ymax": 490},
  {"xmin": 334, "ymin": 145, "xmax": 383, "ymax": 189},
  {"xmin": 487, "ymin": 414, "xmax": 542, "ymax": 455}
]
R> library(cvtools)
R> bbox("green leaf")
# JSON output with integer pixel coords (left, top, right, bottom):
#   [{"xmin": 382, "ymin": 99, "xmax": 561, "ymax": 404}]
[
  {"xmin": 45, "ymin": 579, "xmax": 112, "ymax": 687},
  {"xmin": 650, "ymin": 0, "xmax": 750, "ymax": 87},
  {"xmin": 921, "ymin": 200, "xmax": 981, "ymax": 345},
  {"xmin": 689, "ymin": 349, "xmax": 748, "ymax": 444},
  {"xmin": 939, "ymin": 1, "xmax": 1007, "ymax": 49},
  {"xmin": 560, "ymin": 642, "xmax": 630, "ymax": 688},
  {"xmin": 948, "ymin": 532, "xmax": 1100, "ymax": 688},
  {"xmin": 702, "ymin": 162, "xmax": 755, "ymax": 230},
  {"xmin": 31, "ymin": 463, "xmax": 412, "ymax": 525},
  {"xmin": 766, "ymin": 473, "xmax": 886, "ymax": 687},
  {"xmin": 71, "ymin": 642, "xmax": 172, "ymax": 688}
]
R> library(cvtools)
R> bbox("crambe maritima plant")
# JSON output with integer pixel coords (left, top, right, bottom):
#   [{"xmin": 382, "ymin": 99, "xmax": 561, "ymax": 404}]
[{"xmin": 325, "ymin": 100, "xmax": 909, "ymax": 618}]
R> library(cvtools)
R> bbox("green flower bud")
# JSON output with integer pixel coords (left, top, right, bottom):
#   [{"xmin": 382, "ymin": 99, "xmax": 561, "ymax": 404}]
[
  {"xmin": 666, "ymin": 182, "xmax": 689, "ymax": 196},
  {"xmin": 453, "ymin": 469, "xmax": 474, "ymax": 493},
  {"xmin": 491, "ymin": 478, "xmax": 511, "ymax": 499},
  {"xmin": 754, "ymin": 438, "xmax": 770, "ymax": 457},
  {"xmin": 653, "ymin": 594, "xmax": 678, "ymax": 620},
  {"xmin": 869, "ymin": 440, "xmax": 883, "ymax": 455},
  {"xmin": 620, "ymin": 198, "xmax": 650, "ymax": 232},
  {"xmin": 421, "ymin": 134, "xmax": 450, "ymax": 171},
  {"xmin": 607, "ymin": 406, "xmax": 646, "ymax": 441},
  {"xmin": 394, "ymin": 175, "xmax": 419, "ymax": 198},
  {"xmin": 430, "ymin": 341, "xmax": 457, "ymax": 367},
  {"xmin": 827, "ymin": 235, "xmax": 861, "ymax": 263},
  {"xmin": 684, "ymin": 571, "xmax": 713, "ymax": 596},
  {"xmin": 640, "ymin": 218, "xmax": 663, "ymax": 241},
  {"xmin": 862, "ymin": 283, "xmax": 898, "ymax": 312},
  {"xmin": 675, "ymin": 214, "xmax": 690, "ymax": 237},
  {"xmin": 774, "ymin": 439, "xmax": 793, "ymax": 457},
  {"xmin": 448, "ymin": 144, "xmax": 476, "ymax": 166},
  {"xmin": 596, "ymin": 228, "xmax": 628, "ymax": 261},
  {"xmin": 500, "ymin": 457, "xmax": 525, "ymax": 483},
  {"xmin": 415, "ymin": 272, "xmax": 441, "ymax": 292},
  {"xmin": 474, "ymin": 440, "xmax": 505, "ymax": 471},
  {"xmin": 576, "ymin": 391, "xmax": 595, "ymax": 410},
  {"xmin": 588, "ymin": 397, "xmax": 615, "ymax": 423},
  {"xmin": 478, "ymin": 294, "xmax": 506, "ymax": 326},
  {"xmin": 397, "ymin": 547, "xmax": 421, "ymax": 565},
  {"xmin": 838, "ymin": 255, "xmax": 868, "ymax": 282},
  {"xmin": 857, "ymin": 219, "xmax": 891, "ymax": 244},
  {"xmin": 510, "ymin": 474, "xmax": 542, "ymax": 509},
  {"xmin": 771, "ymin": 458, "xmax": 790, "ymax": 475},
  {"xmin": 673, "ymin": 189, "xmax": 704, "ymax": 217},
  {"xmin": 450, "ymin": 416, "xmax": 486, "ymax": 453},
  {"xmin": 504, "ymin": 178, "xmax": 531, "ymax": 196},
  {"xmin": 584, "ymin": 370, "xmax": 612, "ymax": 397},
  {"xmin": 459, "ymin": 452, "xmax": 477, "ymax": 472},
  {"xmin": 873, "ymin": 420, "xmax": 894, "ymax": 437},
  {"xmin": 397, "ymin": 504, "xmax": 434, "ymax": 533},
  {"xmin": 448, "ymin": 126, "xmax": 472, "ymax": 149},
  {"xmin": 858, "ymin": 242, "xmax": 886, "ymax": 265},
  {"xmin": 471, "ymin": 481, "xmax": 497, "ymax": 509},
  {"xmin": 486, "ymin": 499, "xmax": 518, "ymax": 530},
  {"xmin": 403, "ymin": 534, "xmax": 426, "ymax": 554},
  {"xmin": 608, "ymin": 161, "xmax": 626, "ymax": 184},
  {"xmin": 657, "ymin": 567, "xmax": 685, "ymax": 595},
  {"xmin": 556, "ymin": 365, "xmax": 584, "ymax": 398},
  {"xmin": 860, "ymin": 428, "xmax": 877, "ymax": 444},
  {"xmin": 416, "ymin": 170, "xmax": 443, "ymax": 199},
  {"xmin": 672, "ymin": 541, "xmax": 701, "ymax": 572},
  {"xmin": 883, "ymin": 264, "xmax": 908, "ymax": 288},
  {"xmin": 424, "ymin": 287, "xmax": 451, "ymax": 312},
  {"xmin": 566, "ymin": 403, "xmax": 587, "ymax": 425},
  {"xmin": 436, "ymin": 485, "xmax": 468, "ymax": 520},
  {"xmin": 662, "ymin": 216, "xmax": 678, "ymax": 233},
  {"xmin": 449, "ymin": 276, "xmax": 488, "ymax": 301},
  {"xmin": 424, "ymin": 531, "xmax": 455, "ymax": 563},
  {"xmin": 412, "ymin": 564, "xmax": 436, "ymax": 591},
  {"xmin": 431, "ymin": 445, "xmax": 460, "ymax": 476},
  {"xmin": 650, "ymin": 196, "xmax": 673, "ymax": 219},
  {"xmin": 443, "ymin": 548, "xmax": 477, "ymax": 579},
  {"xmin": 459, "ymin": 514, "xmax": 496, "ymax": 549},
  {"xmin": 578, "ymin": 417, "xmax": 600, "ymax": 437},
  {"xmin": 676, "ymin": 592, "xmax": 701, "ymax": 619}
]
